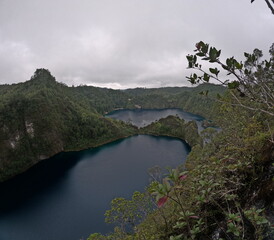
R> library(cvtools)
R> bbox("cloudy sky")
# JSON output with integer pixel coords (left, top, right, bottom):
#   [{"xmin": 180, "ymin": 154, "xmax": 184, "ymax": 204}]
[{"xmin": 0, "ymin": 0, "xmax": 273, "ymax": 89}]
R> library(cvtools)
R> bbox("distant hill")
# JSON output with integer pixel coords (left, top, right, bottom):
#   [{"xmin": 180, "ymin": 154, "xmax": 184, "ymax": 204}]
[
  {"xmin": 123, "ymin": 83, "xmax": 225, "ymax": 118},
  {"xmin": 73, "ymin": 83, "xmax": 226, "ymax": 117}
]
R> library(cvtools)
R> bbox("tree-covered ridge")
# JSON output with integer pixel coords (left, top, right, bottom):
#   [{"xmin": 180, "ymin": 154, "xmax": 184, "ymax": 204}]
[
  {"xmin": 1, "ymin": 69, "xmax": 225, "ymax": 119},
  {"xmin": 123, "ymin": 84, "xmax": 225, "ymax": 119},
  {"xmin": 140, "ymin": 116, "xmax": 202, "ymax": 147},
  {"xmin": 72, "ymin": 83, "xmax": 225, "ymax": 118},
  {"xmin": 0, "ymin": 69, "xmax": 222, "ymax": 182},
  {"xmin": 72, "ymin": 85, "xmax": 133, "ymax": 114},
  {"xmin": 0, "ymin": 69, "xmax": 137, "ymax": 182}
]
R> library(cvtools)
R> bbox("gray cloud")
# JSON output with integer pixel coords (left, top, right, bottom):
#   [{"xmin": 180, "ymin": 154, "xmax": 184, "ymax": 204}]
[{"xmin": 0, "ymin": 0, "xmax": 273, "ymax": 88}]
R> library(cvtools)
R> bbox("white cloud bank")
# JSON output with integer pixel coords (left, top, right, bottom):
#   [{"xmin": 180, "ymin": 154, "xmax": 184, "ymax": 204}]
[{"xmin": 0, "ymin": 0, "xmax": 273, "ymax": 89}]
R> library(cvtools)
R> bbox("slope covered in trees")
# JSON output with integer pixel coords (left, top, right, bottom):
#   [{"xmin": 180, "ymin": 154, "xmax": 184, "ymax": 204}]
[
  {"xmin": 140, "ymin": 116, "xmax": 203, "ymax": 147},
  {"xmin": 0, "ymin": 69, "xmax": 223, "ymax": 182},
  {"xmin": 88, "ymin": 93, "xmax": 274, "ymax": 240},
  {"xmin": 87, "ymin": 45, "xmax": 274, "ymax": 239},
  {"xmin": 123, "ymin": 84, "xmax": 225, "ymax": 119},
  {"xmin": 0, "ymin": 69, "xmax": 137, "ymax": 182}
]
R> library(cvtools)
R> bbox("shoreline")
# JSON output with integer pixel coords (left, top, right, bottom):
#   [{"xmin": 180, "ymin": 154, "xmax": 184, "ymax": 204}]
[{"xmin": 0, "ymin": 131, "xmax": 194, "ymax": 184}]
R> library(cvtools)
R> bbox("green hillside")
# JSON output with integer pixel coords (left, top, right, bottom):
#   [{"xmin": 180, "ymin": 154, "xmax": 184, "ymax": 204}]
[
  {"xmin": 0, "ymin": 69, "xmax": 137, "ymax": 182},
  {"xmin": 124, "ymin": 84, "xmax": 225, "ymax": 119},
  {"xmin": 87, "ymin": 43, "xmax": 274, "ymax": 240},
  {"xmin": 0, "ymin": 68, "xmax": 273, "ymax": 239},
  {"xmin": 140, "ymin": 115, "xmax": 203, "ymax": 147},
  {"xmin": 0, "ymin": 69, "xmax": 223, "ymax": 182},
  {"xmin": 88, "ymin": 94, "xmax": 274, "ymax": 240},
  {"xmin": 0, "ymin": 69, "xmax": 225, "ymax": 182}
]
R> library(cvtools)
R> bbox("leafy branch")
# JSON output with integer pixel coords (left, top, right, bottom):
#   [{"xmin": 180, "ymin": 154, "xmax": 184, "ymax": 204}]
[{"xmin": 186, "ymin": 41, "xmax": 274, "ymax": 116}]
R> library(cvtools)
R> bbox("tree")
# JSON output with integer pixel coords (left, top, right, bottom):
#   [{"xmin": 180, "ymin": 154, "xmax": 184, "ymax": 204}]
[
  {"xmin": 31, "ymin": 68, "xmax": 55, "ymax": 81},
  {"xmin": 104, "ymin": 191, "xmax": 153, "ymax": 233},
  {"xmin": 186, "ymin": 42, "xmax": 274, "ymax": 116}
]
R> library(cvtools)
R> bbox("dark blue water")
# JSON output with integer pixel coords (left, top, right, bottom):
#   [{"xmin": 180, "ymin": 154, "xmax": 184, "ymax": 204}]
[
  {"xmin": 0, "ymin": 135, "xmax": 190, "ymax": 240},
  {"xmin": 106, "ymin": 108, "xmax": 205, "ymax": 132}
]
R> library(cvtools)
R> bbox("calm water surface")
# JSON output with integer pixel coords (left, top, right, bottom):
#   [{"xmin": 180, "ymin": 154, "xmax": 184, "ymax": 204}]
[
  {"xmin": 106, "ymin": 108, "xmax": 205, "ymax": 131},
  {"xmin": 0, "ymin": 135, "xmax": 190, "ymax": 240}
]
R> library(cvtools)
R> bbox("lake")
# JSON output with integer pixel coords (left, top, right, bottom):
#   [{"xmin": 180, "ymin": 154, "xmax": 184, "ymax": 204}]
[
  {"xmin": 106, "ymin": 108, "xmax": 205, "ymax": 132},
  {"xmin": 0, "ymin": 135, "xmax": 190, "ymax": 240}
]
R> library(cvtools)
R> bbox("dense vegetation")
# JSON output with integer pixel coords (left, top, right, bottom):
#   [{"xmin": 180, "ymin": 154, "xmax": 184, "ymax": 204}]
[
  {"xmin": 88, "ymin": 94, "xmax": 274, "ymax": 240},
  {"xmin": 124, "ymin": 84, "xmax": 225, "ymax": 119},
  {"xmin": 1, "ymin": 61, "xmax": 272, "ymax": 240},
  {"xmin": 0, "ymin": 69, "xmax": 137, "ymax": 182},
  {"xmin": 87, "ymin": 45, "xmax": 274, "ymax": 239},
  {"xmin": 0, "ymin": 69, "xmax": 222, "ymax": 182},
  {"xmin": 140, "ymin": 116, "xmax": 202, "ymax": 147}
]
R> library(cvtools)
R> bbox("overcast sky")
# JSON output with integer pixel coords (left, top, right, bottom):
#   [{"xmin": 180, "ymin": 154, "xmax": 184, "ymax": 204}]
[{"xmin": 0, "ymin": 0, "xmax": 273, "ymax": 89}]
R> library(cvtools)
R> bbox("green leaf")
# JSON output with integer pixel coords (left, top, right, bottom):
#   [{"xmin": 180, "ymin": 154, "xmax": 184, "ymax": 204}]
[
  {"xmin": 209, "ymin": 47, "xmax": 218, "ymax": 61},
  {"xmin": 217, "ymin": 50, "xmax": 221, "ymax": 57},
  {"xmin": 228, "ymin": 81, "xmax": 240, "ymax": 89},
  {"xmin": 209, "ymin": 68, "xmax": 215, "ymax": 74},
  {"xmin": 209, "ymin": 68, "xmax": 220, "ymax": 76},
  {"xmin": 235, "ymin": 61, "xmax": 243, "ymax": 70},
  {"xmin": 226, "ymin": 58, "xmax": 233, "ymax": 68},
  {"xmin": 199, "ymin": 42, "xmax": 208, "ymax": 54},
  {"xmin": 203, "ymin": 73, "xmax": 210, "ymax": 82},
  {"xmin": 196, "ymin": 52, "xmax": 205, "ymax": 57}
]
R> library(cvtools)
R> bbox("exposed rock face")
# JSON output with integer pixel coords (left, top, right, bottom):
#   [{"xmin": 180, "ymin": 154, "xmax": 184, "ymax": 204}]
[
  {"xmin": 9, "ymin": 132, "xmax": 20, "ymax": 149},
  {"xmin": 38, "ymin": 155, "xmax": 49, "ymax": 160},
  {"xmin": 25, "ymin": 121, "xmax": 34, "ymax": 137}
]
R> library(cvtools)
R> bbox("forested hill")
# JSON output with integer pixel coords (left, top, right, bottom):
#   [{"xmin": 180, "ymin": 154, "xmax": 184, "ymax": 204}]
[
  {"xmin": 74, "ymin": 81, "xmax": 225, "ymax": 118},
  {"xmin": 0, "ymin": 69, "xmax": 137, "ymax": 182},
  {"xmin": 0, "ymin": 69, "xmax": 224, "ymax": 182},
  {"xmin": 86, "ymin": 81, "xmax": 274, "ymax": 239},
  {"xmin": 123, "ymin": 84, "xmax": 225, "ymax": 119}
]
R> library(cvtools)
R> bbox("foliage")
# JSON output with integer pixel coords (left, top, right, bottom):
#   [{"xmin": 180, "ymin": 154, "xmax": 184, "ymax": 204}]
[
  {"xmin": 186, "ymin": 42, "xmax": 274, "ymax": 116},
  {"xmin": 0, "ymin": 69, "xmax": 137, "ymax": 182},
  {"xmin": 124, "ymin": 84, "xmax": 225, "ymax": 120},
  {"xmin": 105, "ymin": 191, "xmax": 153, "ymax": 233},
  {"xmin": 91, "ymin": 93, "xmax": 274, "ymax": 240},
  {"xmin": 0, "ymin": 68, "xmax": 272, "ymax": 240},
  {"xmin": 0, "ymin": 69, "xmax": 223, "ymax": 181},
  {"xmin": 140, "ymin": 116, "xmax": 202, "ymax": 147}
]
